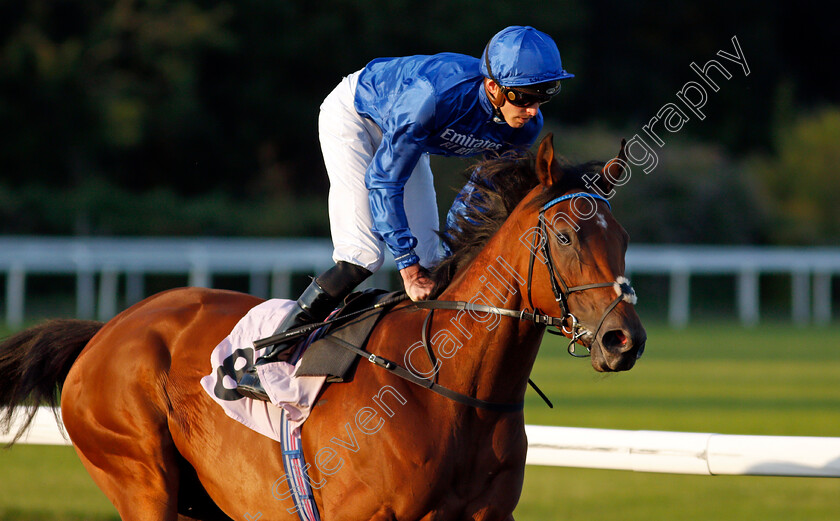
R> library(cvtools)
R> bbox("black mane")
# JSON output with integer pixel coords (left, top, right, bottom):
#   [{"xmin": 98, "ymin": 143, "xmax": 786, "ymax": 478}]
[{"xmin": 431, "ymin": 152, "xmax": 605, "ymax": 293}]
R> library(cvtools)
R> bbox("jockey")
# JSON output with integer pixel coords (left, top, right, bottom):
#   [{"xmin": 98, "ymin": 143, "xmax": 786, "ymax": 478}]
[{"xmin": 237, "ymin": 26, "xmax": 574, "ymax": 401}]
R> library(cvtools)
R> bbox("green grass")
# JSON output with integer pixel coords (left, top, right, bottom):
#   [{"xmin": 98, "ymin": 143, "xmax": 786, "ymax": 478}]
[
  {"xmin": 518, "ymin": 467, "xmax": 840, "ymax": 521},
  {"xmin": 523, "ymin": 323, "xmax": 840, "ymax": 435},
  {"xmin": 1, "ymin": 323, "xmax": 839, "ymax": 520},
  {"xmin": 518, "ymin": 322, "xmax": 840, "ymax": 521},
  {"xmin": 0, "ymin": 445, "xmax": 117, "ymax": 521}
]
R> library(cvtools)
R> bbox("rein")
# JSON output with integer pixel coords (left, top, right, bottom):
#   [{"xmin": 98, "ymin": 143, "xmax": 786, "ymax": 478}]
[
  {"xmin": 256, "ymin": 293, "xmax": 525, "ymax": 413},
  {"xmin": 402, "ymin": 192, "xmax": 638, "ymax": 411},
  {"xmin": 317, "ymin": 333, "xmax": 524, "ymax": 413},
  {"xmin": 272, "ymin": 193, "xmax": 637, "ymax": 414},
  {"xmin": 422, "ymin": 192, "xmax": 637, "ymax": 357}
]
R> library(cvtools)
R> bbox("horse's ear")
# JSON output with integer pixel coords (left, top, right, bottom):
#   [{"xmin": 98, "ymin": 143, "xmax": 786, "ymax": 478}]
[
  {"xmin": 599, "ymin": 138, "xmax": 627, "ymax": 194},
  {"xmin": 535, "ymin": 133, "xmax": 563, "ymax": 188}
]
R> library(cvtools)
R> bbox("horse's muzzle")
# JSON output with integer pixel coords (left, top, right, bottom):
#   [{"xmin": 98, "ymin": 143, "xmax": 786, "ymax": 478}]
[{"xmin": 595, "ymin": 322, "xmax": 646, "ymax": 372}]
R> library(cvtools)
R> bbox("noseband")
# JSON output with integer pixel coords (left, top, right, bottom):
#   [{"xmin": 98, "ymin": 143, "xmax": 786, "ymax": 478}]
[{"xmin": 526, "ymin": 193, "xmax": 638, "ymax": 356}]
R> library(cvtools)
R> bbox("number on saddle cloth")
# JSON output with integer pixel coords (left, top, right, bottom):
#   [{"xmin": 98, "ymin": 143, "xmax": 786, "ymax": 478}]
[{"xmin": 295, "ymin": 289, "xmax": 400, "ymax": 383}]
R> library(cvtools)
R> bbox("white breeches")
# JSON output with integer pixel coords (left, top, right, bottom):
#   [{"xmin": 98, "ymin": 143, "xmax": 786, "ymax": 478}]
[{"xmin": 318, "ymin": 71, "xmax": 441, "ymax": 273}]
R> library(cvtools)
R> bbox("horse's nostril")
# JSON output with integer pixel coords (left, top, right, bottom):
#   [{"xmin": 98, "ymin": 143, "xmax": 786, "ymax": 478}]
[{"xmin": 602, "ymin": 329, "xmax": 628, "ymax": 350}]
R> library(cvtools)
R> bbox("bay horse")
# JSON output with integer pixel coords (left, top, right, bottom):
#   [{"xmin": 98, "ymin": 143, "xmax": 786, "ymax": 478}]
[{"xmin": 0, "ymin": 134, "xmax": 645, "ymax": 521}]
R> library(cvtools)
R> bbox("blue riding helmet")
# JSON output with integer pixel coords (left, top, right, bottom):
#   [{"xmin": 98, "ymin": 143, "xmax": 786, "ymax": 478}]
[{"xmin": 479, "ymin": 26, "xmax": 574, "ymax": 88}]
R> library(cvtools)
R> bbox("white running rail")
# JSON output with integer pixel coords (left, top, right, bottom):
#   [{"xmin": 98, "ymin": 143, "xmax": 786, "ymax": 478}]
[{"xmin": 5, "ymin": 408, "xmax": 839, "ymax": 478}]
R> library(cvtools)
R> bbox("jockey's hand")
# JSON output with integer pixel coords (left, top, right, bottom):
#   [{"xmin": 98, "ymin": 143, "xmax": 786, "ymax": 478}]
[{"xmin": 400, "ymin": 263, "xmax": 435, "ymax": 301}]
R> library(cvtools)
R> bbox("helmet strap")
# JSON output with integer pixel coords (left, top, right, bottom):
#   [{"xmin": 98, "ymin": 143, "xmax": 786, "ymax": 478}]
[
  {"xmin": 483, "ymin": 42, "xmax": 508, "ymax": 123},
  {"xmin": 484, "ymin": 80, "xmax": 506, "ymax": 123}
]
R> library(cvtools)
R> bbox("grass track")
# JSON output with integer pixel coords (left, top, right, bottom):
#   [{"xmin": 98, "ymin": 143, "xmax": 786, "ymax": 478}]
[
  {"xmin": 0, "ymin": 445, "xmax": 117, "ymax": 521},
  {"xmin": 1, "ymin": 322, "xmax": 839, "ymax": 520},
  {"xmin": 517, "ymin": 322, "xmax": 840, "ymax": 521}
]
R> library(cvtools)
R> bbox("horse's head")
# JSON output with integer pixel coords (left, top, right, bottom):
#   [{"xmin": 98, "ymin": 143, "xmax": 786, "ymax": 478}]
[{"xmin": 525, "ymin": 133, "xmax": 646, "ymax": 372}]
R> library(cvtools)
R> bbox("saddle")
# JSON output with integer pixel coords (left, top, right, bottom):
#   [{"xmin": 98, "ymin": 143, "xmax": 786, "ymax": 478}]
[{"xmin": 295, "ymin": 289, "xmax": 404, "ymax": 383}]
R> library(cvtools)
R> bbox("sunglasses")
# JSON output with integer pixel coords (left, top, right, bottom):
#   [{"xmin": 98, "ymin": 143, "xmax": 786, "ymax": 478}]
[{"xmin": 501, "ymin": 85, "xmax": 559, "ymax": 107}]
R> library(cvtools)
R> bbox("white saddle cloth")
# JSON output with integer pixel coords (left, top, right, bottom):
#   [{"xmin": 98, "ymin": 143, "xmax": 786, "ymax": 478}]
[{"xmin": 200, "ymin": 299, "xmax": 327, "ymax": 442}]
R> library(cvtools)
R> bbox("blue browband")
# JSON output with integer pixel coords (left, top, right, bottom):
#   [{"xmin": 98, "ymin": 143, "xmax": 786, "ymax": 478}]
[{"xmin": 542, "ymin": 192, "xmax": 612, "ymax": 212}]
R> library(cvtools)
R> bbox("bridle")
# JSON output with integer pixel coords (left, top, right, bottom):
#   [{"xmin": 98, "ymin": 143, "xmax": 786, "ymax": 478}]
[
  {"xmin": 527, "ymin": 192, "xmax": 637, "ymax": 356},
  {"xmin": 418, "ymin": 191, "xmax": 637, "ymax": 358}
]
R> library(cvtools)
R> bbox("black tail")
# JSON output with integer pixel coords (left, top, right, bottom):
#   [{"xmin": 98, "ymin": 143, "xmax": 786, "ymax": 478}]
[{"xmin": 0, "ymin": 319, "xmax": 103, "ymax": 446}]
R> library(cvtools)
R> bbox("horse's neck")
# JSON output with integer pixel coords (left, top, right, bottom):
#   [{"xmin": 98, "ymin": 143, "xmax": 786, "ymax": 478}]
[{"xmin": 437, "ymin": 217, "xmax": 544, "ymax": 403}]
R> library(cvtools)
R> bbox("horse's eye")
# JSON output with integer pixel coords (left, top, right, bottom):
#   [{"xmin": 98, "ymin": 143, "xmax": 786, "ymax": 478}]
[{"xmin": 555, "ymin": 232, "xmax": 572, "ymax": 245}]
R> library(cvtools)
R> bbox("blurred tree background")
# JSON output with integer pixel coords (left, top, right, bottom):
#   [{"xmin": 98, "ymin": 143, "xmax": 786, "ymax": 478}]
[{"xmin": 0, "ymin": 0, "xmax": 836, "ymax": 244}]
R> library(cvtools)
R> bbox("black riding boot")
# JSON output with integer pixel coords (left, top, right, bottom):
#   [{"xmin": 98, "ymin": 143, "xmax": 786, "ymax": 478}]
[{"xmin": 236, "ymin": 261, "xmax": 371, "ymax": 401}]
